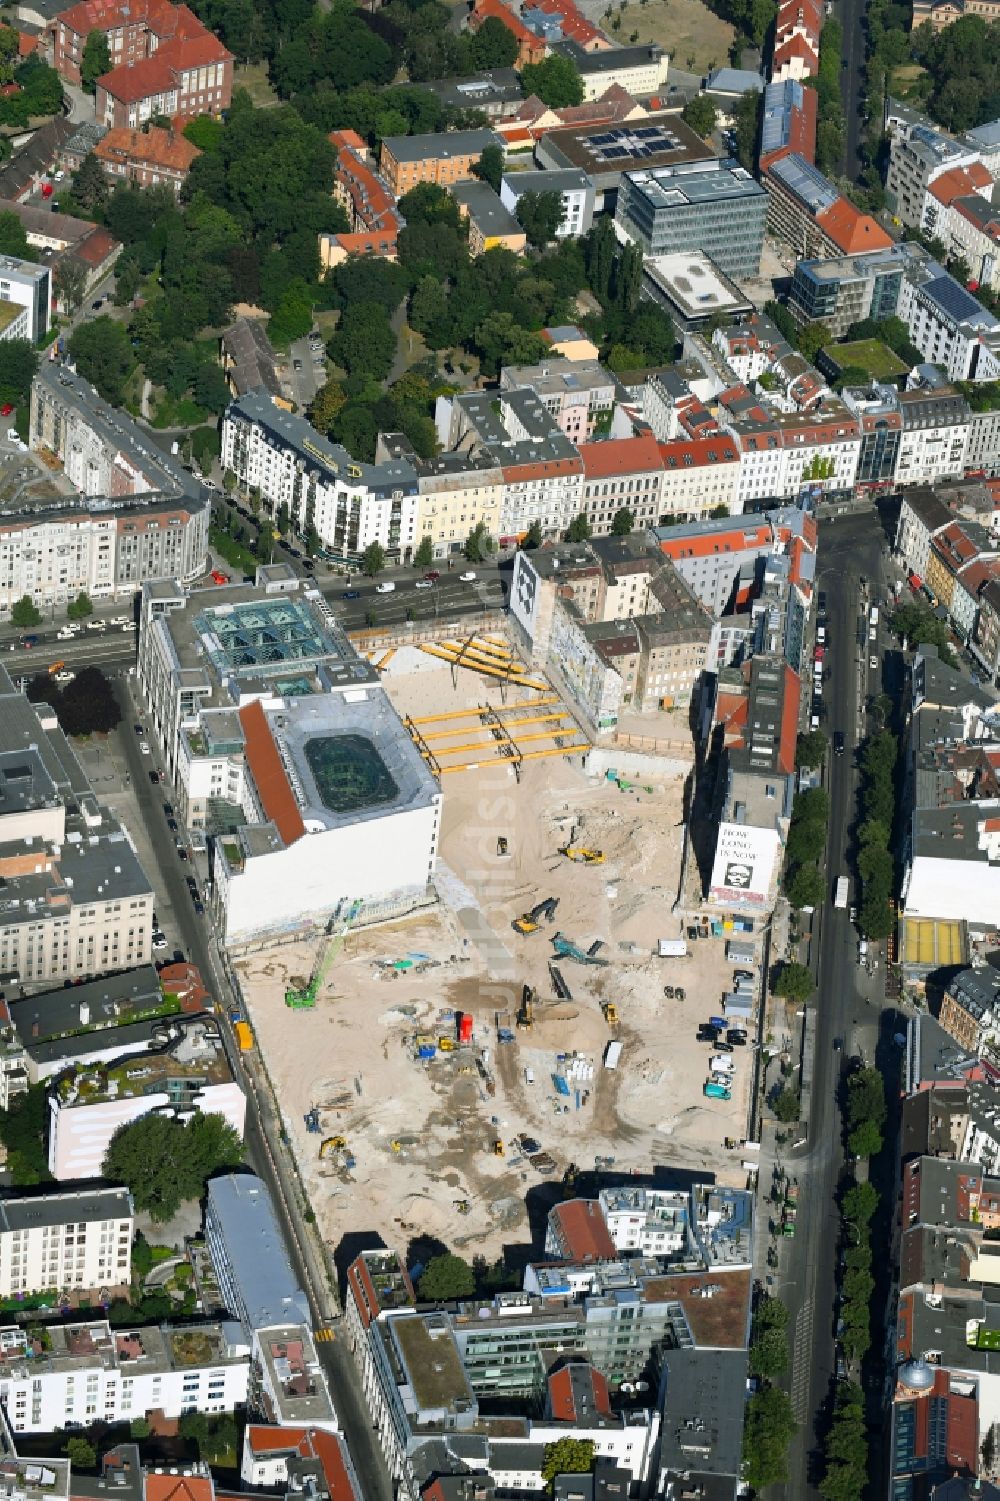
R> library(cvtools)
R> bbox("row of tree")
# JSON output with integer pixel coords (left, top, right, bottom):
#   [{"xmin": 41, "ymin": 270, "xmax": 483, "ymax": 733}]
[
  {"xmin": 782, "ymin": 785, "xmax": 830, "ymax": 912},
  {"xmin": 742, "ymin": 1295, "xmax": 797, "ymax": 1489},
  {"xmin": 855, "ymin": 728, "xmax": 898, "ymax": 940},
  {"xmin": 808, "ymin": 17, "xmax": 846, "ymax": 175},
  {"xmin": 844, "ymin": 1064, "xmax": 886, "ymax": 1159},
  {"xmin": 891, "ymin": 599, "xmax": 958, "ymax": 668}
]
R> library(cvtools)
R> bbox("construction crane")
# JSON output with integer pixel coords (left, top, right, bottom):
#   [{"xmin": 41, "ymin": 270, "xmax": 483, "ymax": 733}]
[
  {"xmin": 284, "ymin": 902, "xmax": 360, "ymax": 1009},
  {"xmin": 512, "ymin": 896, "xmax": 559, "ymax": 936},
  {"xmin": 561, "ymin": 846, "xmax": 605, "ymax": 865}
]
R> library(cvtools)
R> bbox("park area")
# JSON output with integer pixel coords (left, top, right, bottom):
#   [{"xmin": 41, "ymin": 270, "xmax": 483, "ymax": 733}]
[{"xmin": 234, "ymin": 650, "xmax": 755, "ymax": 1266}]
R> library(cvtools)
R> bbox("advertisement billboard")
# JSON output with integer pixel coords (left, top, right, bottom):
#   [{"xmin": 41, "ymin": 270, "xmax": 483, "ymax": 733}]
[
  {"xmin": 709, "ymin": 824, "xmax": 780, "ymax": 908},
  {"xmin": 510, "ymin": 550, "xmax": 541, "ymax": 645}
]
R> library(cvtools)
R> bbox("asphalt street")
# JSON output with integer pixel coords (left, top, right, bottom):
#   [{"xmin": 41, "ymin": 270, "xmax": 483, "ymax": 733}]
[
  {"xmin": 775, "ymin": 506, "xmax": 888, "ymax": 1498},
  {"xmin": 837, "ymin": 0, "xmax": 868, "ymax": 178}
]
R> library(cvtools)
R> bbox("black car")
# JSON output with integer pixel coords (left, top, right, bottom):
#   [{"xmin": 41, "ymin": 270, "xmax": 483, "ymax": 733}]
[
  {"xmin": 167, "ymin": 817, "xmax": 178, "ymax": 833},
  {"xmin": 148, "ymin": 770, "xmax": 159, "ymax": 783},
  {"xmin": 134, "ymin": 723, "xmax": 144, "ymax": 736},
  {"xmin": 834, "ymin": 730, "xmax": 845, "ymax": 755},
  {"xmin": 186, "ymin": 876, "xmax": 198, "ymax": 893},
  {"xmin": 193, "ymin": 899, "xmax": 205, "ymax": 916},
  {"xmin": 163, "ymin": 802, "xmax": 174, "ymax": 817},
  {"xmin": 714, "ymin": 1039, "xmax": 735, "ymax": 1053}
]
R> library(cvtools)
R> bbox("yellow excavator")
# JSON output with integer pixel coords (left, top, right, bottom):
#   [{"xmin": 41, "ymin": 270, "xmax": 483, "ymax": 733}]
[
  {"xmin": 561, "ymin": 846, "xmax": 605, "ymax": 865},
  {"xmin": 603, "ymin": 1001, "xmax": 619, "ymax": 1026},
  {"xmin": 320, "ymin": 1135, "xmax": 347, "ymax": 1159}
]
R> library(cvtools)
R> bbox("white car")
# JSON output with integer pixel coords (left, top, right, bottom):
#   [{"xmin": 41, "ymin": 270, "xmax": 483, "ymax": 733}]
[
  {"xmin": 152, "ymin": 934, "xmax": 168, "ymax": 951},
  {"xmin": 109, "ymin": 616, "xmax": 129, "ymax": 626},
  {"xmin": 86, "ymin": 619, "xmax": 106, "ymax": 631},
  {"xmin": 139, "ymin": 742, "xmax": 151, "ymax": 756},
  {"xmin": 375, "ymin": 581, "xmax": 395, "ymax": 594},
  {"xmin": 869, "ymin": 654, "xmax": 878, "ymax": 670},
  {"xmin": 121, "ymin": 621, "xmax": 136, "ymax": 631},
  {"xmin": 54, "ymin": 670, "xmax": 74, "ymax": 683},
  {"xmin": 56, "ymin": 628, "xmax": 74, "ymax": 641},
  {"xmin": 460, "ymin": 571, "xmax": 476, "ymax": 582},
  {"xmin": 414, "ymin": 579, "xmax": 433, "ymax": 589}
]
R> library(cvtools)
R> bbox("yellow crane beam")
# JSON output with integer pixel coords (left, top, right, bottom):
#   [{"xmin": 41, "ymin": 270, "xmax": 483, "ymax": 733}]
[{"xmin": 438, "ymin": 743, "xmax": 590, "ymax": 773}]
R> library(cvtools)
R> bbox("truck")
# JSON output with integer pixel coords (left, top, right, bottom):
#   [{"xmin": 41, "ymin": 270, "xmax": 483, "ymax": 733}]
[
  {"xmin": 834, "ymin": 877, "xmax": 849, "ymax": 910},
  {"xmin": 704, "ymin": 1081, "xmax": 731, "ymax": 1100},
  {"xmin": 604, "ymin": 1040, "xmax": 623, "ymax": 1070},
  {"xmin": 869, "ymin": 605, "xmax": 879, "ymax": 627},
  {"xmin": 234, "ymin": 1021, "xmax": 254, "ymax": 1051}
]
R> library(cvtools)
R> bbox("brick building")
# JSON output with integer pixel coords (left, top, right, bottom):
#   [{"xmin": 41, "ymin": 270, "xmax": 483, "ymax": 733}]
[{"xmin": 93, "ymin": 124, "xmax": 199, "ymax": 191}]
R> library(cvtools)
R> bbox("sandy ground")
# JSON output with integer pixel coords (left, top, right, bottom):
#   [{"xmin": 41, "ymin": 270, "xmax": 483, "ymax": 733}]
[
  {"xmin": 577, "ymin": 0, "xmax": 735, "ymax": 74},
  {"xmin": 235, "ymin": 656, "xmax": 753, "ymax": 1263}
]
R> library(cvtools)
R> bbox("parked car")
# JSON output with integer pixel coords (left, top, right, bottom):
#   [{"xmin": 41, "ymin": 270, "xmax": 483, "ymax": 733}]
[
  {"xmin": 148, "ymin": 770, "xmax": 159, "ymax": 784},
  {"xmin": 162, "ymin": 802, "xmax": 174, "ymax": 817},
  {"xmin": 166, "ymin": 818, "xmax": 178, "ymax": 833},
  {"xmin": 342, "ymin": 589, "xmax": 360, "ymax": 600},
  {"xmin": 134, "ymin": 723, "xmax": 144, "ymax": 736},
  {"xmin": 375, "ymin": 581, "xmax": 395, "ymax": 594},
  {"xmin": 139, "ymin": 742, "xmax": 150, "ymax": 756},
  {"xmin": 414, "ymin": 579, "xmax": 433, "ymax": 589},
  {"xmin": 459, "ymin": 571, "xmax": 476, "ymax": 582}
]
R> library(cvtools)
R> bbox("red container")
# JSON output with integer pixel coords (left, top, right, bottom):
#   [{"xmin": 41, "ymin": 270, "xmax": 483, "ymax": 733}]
[
  {"xmin": 40, "ymin": 182, "xmax": 53, "ymax": 198},
  {"xmin": 458, "ymin": 1013, "xmax": 473, "ymax": 1044}
]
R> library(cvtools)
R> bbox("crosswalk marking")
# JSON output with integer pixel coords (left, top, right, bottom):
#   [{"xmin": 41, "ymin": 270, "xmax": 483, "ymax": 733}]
[
  {"xmin": 314, "ymin": 1327, "xmax": 336, "ymax": 1343},
  {"xmin": 790, "ymin": 1298, "xmax": 814, "ymax": 1422}
]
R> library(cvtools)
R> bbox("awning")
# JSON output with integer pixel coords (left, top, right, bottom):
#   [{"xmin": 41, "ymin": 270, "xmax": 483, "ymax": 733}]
[{"xmin": 909, "ymin": 573, "xmax": 922, "ymax": 588}]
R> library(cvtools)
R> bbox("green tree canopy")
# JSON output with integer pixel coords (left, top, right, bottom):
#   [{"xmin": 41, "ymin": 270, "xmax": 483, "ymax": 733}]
[
  {"xmin": 566, "ymin": 513, "xmax": 592, "ymax": 543},
  {"xmin": 418, "ymin": 1253, "xmax": 475, "ymax": 1300},
  {"xmin": 743, "ymin": 1386, "xmax": 796, "ymax": 1491},
  {"xmin": 0, "ymin": 339, "xmax": 37, "ymax": 408},
  {"xmin": 611, "ymin": 506, "xmax": 634, "ymax": 535},
  {"xmin": 682, "ymin": 94, "xmax": 718, "ymax": 137},
  {"xmin": 0, "ymin": 1082, "xmax": 50, "ymax": 1183},
  {"xmin": 541, "ymin": 1439, "xmax": 594, "ymax": 1492},
  {"xmin": 11, "ymin": 595, "xmax": 41, "ymax": 628},
  {"xmin": 414, "ymin": 535, "xmax": 434, "ymax": 568},
  {"xmin": 472, "ymin": 143, "xmax": 504, "ymax": 194},
  {"xmin": 103, "ymin": 1112, "xmax": 242, "ymax": 1221},
  {"xmin": 65, "ymin": 1438, "xmax": 96, "ymax": 1470},
  {"xmin": 796, "ymin": 729, "xmax": 828, "ymax": 768},
  {"xmin": 80, "ymin": 29, "xmax": 111, "ymax": 92},
  {"xmin": 515, "ymin": 190, "xmax": 565, "ymax": 247},
  {"xmin": 360, "ymin": 541, "xmax": 386, "ymax": 577},
  {"xmin": 773, "ymin": 961, "xmax": 815, "ymax": 1002},
  {"xmin": 69, "ymin": 318, "xmax": 136, "ymax": 405},
  {"xmin": 66, "ymin": 591, "xmax": 93, "ymax": 620},
  {"xmin": 521, "ymin": 54, "xmax": 584, "ymax": 107}
]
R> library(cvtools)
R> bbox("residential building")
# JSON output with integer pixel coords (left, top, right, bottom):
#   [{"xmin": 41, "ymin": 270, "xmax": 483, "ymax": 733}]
[
  {"xmin": 92, "ymin": 124, "xmax": 199, "ymax": 192},
  {"xmin": 325, "ymin": 129, "xmax": 402, "ymax": 267},
  {"xmin": 0, "ymin": 256, "xmax": 49, "ymax": 342},
  {"xmin": 939, "ymin": 967, "xmax": 1000, "ymax": 1054},
  {"xmin": 549, "ymin": 40, "xmax": 669, "ymax": 102},
  {"xmin": 0, "ymin": 116, "xmax": 77, "ymax": 203},
  {"xmin": 47, "ymin": 1013, "xmax": 246, "ymax": 1179},
  {"xmin": 519, "ymin": 0, "xmax": 611, "ymax": 50},
  {"xmin": 0, "ymin": 1186, "xmax": 132, "ymax": 1300},
  {"xmin": 658, "ymin": 433, "xmax": 742, "ymax": 519},
  {"xmin": 788, "ymin": 241, "xmax": 931, "ymax": 337},
  {"xmin": 0, "ymin": 1319, "xmax": 248, "ymax": 1434},
  {"xmin": 412, "ymin": 451, "xmax": 503, "ymax": 559},
  {"xmin": 654, "ymin": 506, "xmax": 817, "ymax": 616},
  {"xmin": 0, "ymin": 667, "xmax": 154, "ymax": 990},
  {"xmin": 896, "ymin": 385, "xmax": 971, "ymax": 487},
  {"xmin": 344, "ymin": 1250, "xmax": 416, "ymax": 1358},
  {"xmin": 136, "ymin": 578, "xmax": 441, "ymax": 942},
  {"xmin": 501, "ymin": 358, "xmax": 616, "ymax": 443},
  {"xmin": 913, "ymin": 0, "xmax": 1000, "ymax": 25},
  {"xmin": 240, "ymin": 1426, "xmax": 362, "ymax": 1500},
  {"xmin": 896, "ymin": 485, "xmax": 955, "ymax": 580},
  {"xmin": 886, "ymin": 115, "xmax": 984, "ymax": 227},
  {"xmin": 95, "ymin": 34, "xmax": 233, "ymax": 130},
  {"xmin": 896, "ymin": 259, "xmax": 1000, "ymax": 381},
  {"xmin": 495, "ymin": 82, "xmax": 648, "ymax": 150},
  {"xmin": 205, "ymin": 1175, "xmax": 311, "ymax": 1334},
  {"xmin": 936, "ymin": 190, "xmax": 1000, "ymax": 291},
  {"xmin": 533, "ymin": 114, "xmax": 715, "ymax": 214},
  {"xmin": 219, "ymin": 318, "xmax": 284, "ymax": 405},
  {"xmin": 450, "ymin": 179, "xmax": 526, "ymax": 255},
  {"xmin": 770, "ymin": 0, "xmax": 821, "ymax": 80},
  {"xmin": 0, "ymin": 202, "xmax": 121, "ymax": 304},
  {"xmin": 377, "ymin": 129, "xmax": 503, "ymax": 198},
  {"xmin": 578, "ymin": 435, "xmax": 663, "ymax": 531},
  {"xmin": 758, "ymin": 77, "xmax": 817, "ymax": 173},
  {"xmin": 499, "ymin": 167, "xmax": 595, "ymax": 238},
  {"xmin": 615, "ymin": 160, "xmax": 768, "ymax": 279},
  {"xmin": 222, "ymin": 392, "xmax": 419, "ymax": 562},
  {"xmin": 764, "ymin": 152, "xmax": 893, "ymax": 258},
  {"xmin": 920, "ymin": 161, "xmax": 993, "ymax": 240}
]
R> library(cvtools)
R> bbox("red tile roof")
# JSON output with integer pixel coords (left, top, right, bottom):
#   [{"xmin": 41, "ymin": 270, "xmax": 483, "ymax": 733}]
[
  {"xmin": 772, "ymin": 33, "xmax": 819, "ymax": 70},
  {"xmin": 817, "ymin": 197, "xmax": 892, "ymax": 253},
  {"xmin": 73, "ymin": 226, "xmax": 119, "ymax": 265},
  {"xmin": 929, "ymin": 162, "xmax": 993, "ymax": 206},
  {"xmin": 329, "ymin": 128, "xmax": 366, "ymax": 152},
  {"xmin": 95, "ymin": 124, "xmax": 199, "ymax": 174},
  {"xmin": 549, "ymin": 1199, "xmax": 616, "ymax": 1261},
  {"xmin": 246, "ymin": 1425, "xmax": 307, "ymax": 1455},
  {"xmin": 579, "ymin": 433, "xmax": 662, "ymax": 478},
  {"xmin": 658, "ymin": 435, "xmax": 740, "ymax": 468},
  {"xmin": 778, "ymin": 664, "xmax": 800, "ymax": 775},
  {"xmin": 144, "ymin": 1478, "xmax": 214, "ymax": 1501},
  {"xmin": 98, "ymin": 27, "xmax": 230, "ymax": 102},
  {"xmin": 548, "ymin": 1363, "xmax": 612, "ymax": 1422},
  {"xmin": 238, "ymin": 700, "xmax": 305, "ymax": 847}
]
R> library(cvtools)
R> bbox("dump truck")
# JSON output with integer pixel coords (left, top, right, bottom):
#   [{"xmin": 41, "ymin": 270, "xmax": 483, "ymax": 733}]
[{"xmin": 234, "ymin": 1020, "xmax": 254, "ymax": 1051}]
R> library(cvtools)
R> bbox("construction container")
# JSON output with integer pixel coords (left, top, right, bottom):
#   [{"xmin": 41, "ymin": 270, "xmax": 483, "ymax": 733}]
[
  {"xmin": 657, "ymin": 939, "xmax": 688, "ymax": 958},
  {"xmin": 458, "ymin": 1012, "xmax": 474, "ymax": 1045},
  {"xmin": 726, "ymin": 941, "xmax": 755, "ymax": 963},
  {"xmin": 417, "ymin": 1044, "xmax": 436, "ymax": 1059},
  {"xmin": 604, "ymin": 1040, "xmax": 623, "ymax": 1070},
  {"xmin": 553, "ymin": 1074, "xmax": 571, "ymax": 1096},
  {"xmin": 234, "ymin": 1021, "xmax": 254, "ymax": 1051}
]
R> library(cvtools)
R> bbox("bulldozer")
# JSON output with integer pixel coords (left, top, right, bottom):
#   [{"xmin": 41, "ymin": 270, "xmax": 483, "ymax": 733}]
[
  {"xmin": 517, "ymin": 984, "xmax": 535, "ymax": 1029},
  {"xmin": 603, "ymin": 1001, "xmax": 619, "ymax": 1026},
  {"xmin": 561, "ymin": 846, "xmax": 605, "ymax": 865},
  {"xmin": 512, "ymin": 896, "xmax": 559, "ymax": 935}
]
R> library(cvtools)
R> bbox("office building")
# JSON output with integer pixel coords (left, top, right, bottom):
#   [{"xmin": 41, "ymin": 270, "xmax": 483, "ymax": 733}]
[
  {"xmin": 758, "ymin": 77, "xmax": 817, "ymax": 173},
  {"xmin": 450, "ymin": 179, "xmax": 526, "ymax": 255},
  {"xmin": 897, "ymin": 260, "xmax": 1000, "ymax": 381},
  {"xmin": 549, "ymin": 39, "xmax": 669, "ymax": 101},
  {"xmin": 377, "ymin": 129, "xmax": 503, "ymax": 198},
  {"xmin": 420, "ymin": 70, "xmax": 524, "ymax": 120},
  {"xmin": 615, "ymin": 160, "xmax": 767, "ymax": 279},
  {"xmin": 205, "ymin": 1174, "xmax": 311, "ymax": 1335},
  {"xmin": 499, "ymin": 167, "xmax": 595, "ymax": 238},
  {"xmin": 0, "ymin": 667, "xmax": 154, "ymax": 990},
  {"xmin": 0, "ymin": 256, "xmax": 49, "ymax": 342},
  {"xmin": 0, "ymin": 1186, "xmax": 133, "ymax": 1300},
  {"xmin": 788, "ymin": 241, "xmax": 931, "ymax": 336},
  {"xmin": 886, "ymin": 115, "xmax": 984, "ymax": 228},
  {"xmin": 641, "ymin": 251, "xmax": 753, "ymax": 333},
  {"xmin": 534, "ymin": 114, "xmax": 714, "ymax": 213}
]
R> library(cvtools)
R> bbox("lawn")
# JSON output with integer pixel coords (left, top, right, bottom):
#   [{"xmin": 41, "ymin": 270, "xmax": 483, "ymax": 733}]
[
  {"xmin": 597, "ymin": 0, "xmax": 735, "ymax": 74},
  {"xmin": 890, "ymin": 61, "xmax": 930, "ymax": 103},
  {"xmin": 233, "ymin": 62, "xmax": 279, "ymax": 108},
  {"xmin": 824, "ymin": 339, "xmax": 908, "ymax": 381}
]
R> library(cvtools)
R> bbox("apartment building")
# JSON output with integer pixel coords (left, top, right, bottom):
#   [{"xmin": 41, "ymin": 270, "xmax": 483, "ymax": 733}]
[
  {"xmin": 579, "ymin": 435, "xmax": 663, "ymax": 532},
  {"xmin": 939, "ymin": 967, "xmax": 1000, "ymax": 1054},
  {"xmin": 0, "ymin": 668, "xmax": 154, "ymax": 990},
  {"xmin": 51, "ymin": 0, "xmax": 194, "ymax": 81},
  {"xmin": 0, "ymin": 255, "xmax": 49, "ymax": 342},
  {"xmin": 658, "ymin": 434, "xmax": 742, "ymax": 519},
  {"xmin": 377, "ymin": 129, "xmax": 503, "ymax": 198},
  {"xmin": 896, "ymin": 260, "xmax": 1000, "ymax": 381},
  {"xmin": 764, "ymin": 153, "xmax": 893, "ymax": 259},
  {"xmin": 92, "ymin": 124, "xmax": 199, "ymax": 192},
  {"xmin": 205, "ymin": 1175, "xmax": 311, "ymax": 1335},
  {"xmin": 222, "ymin": 392, "xmax": 419, "ymax": 562},
  {"xmin": 48, "ymin": 1013, "xmax": 245, "ymax": 1180},
  {"xmin": 412, "ymin": 451, "xmax": 503, "ymax": 559},
  {"xmin": 896, "ymin": 386, "xmax": 971, "ymax": 487},
  {"xmin": 758, "ymin": 77, "xmax": 817, "ymax": 173},
  {"xmin": 549, "ymin": 40, "xmax": 668, "ymax": 101},
  {"xmin": 323, "ymin": 129, "xmax": 403, "ymax": 269},
  {"xmin": 886, "ymin": 116, "xmax": 984, "ymax": 228},
  {"xmin": 450, "ymin": 179, "xmax": 526, "ymax": 255},
  {"xmin": 0, "ymin": 1187, "xmax": 133, "ymax": 1300},
  {"xmin": 0, "ymin": 1318, "xmax": 248, "ymax": 1434},
  {"xmin": 615, "ymin": 160, "xmax": 768, "ymax": 279},
  {"xmin": 936, "ymin": 190, "xmax": 1000, "ymax": 291},
  {"xmin": 499, "ymin": 167, "xmax": 596, "ymax": 239},
  {"xmin": 788, "ymin": 241, "xmax": 931, "ymax": 336},
  {"xmin": 501, "ymin": 358, "xmax": 616, "ymax": 444},
  {"xmin": 770, "ymin": 0, "xmax": 821, "ymax": 80},
  {"xmin": 241, "ymin": 1426, "xmax": 361, "ymax": 1498}
]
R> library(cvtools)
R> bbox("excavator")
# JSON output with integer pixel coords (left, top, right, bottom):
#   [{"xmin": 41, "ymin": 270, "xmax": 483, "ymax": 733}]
[
  {"xmin": 560, "ymin": 846, "xmax": 605, "ymax": 865},
  {"xmin": 284, "ymin": 902, "xmax": 360, "ymax": 1008},
  {"xmin": 512, "ymin": 896, "xmax": 559, "ymax": 936}
]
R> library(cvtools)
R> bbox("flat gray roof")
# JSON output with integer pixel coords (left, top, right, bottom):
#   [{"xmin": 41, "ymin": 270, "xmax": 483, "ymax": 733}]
[
  {"xmin": 381, "ymin": 128, "xmax": 502, "ymax": 164},
  {"xmin": 207, "ymin": 1174, "xmax": 310, "ymax": 1330},
  {"xmin": 0, "ymin": 1186, "xmax": 132, "ymax": 1233},
  {"xmin": 11, "ymin": 966, "xmax": 163, "ymax": 1047}
]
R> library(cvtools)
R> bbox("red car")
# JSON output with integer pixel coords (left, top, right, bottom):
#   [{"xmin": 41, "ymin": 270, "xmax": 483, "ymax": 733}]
[
  {"xmin": 424, "ymin": 570, "xmax": 440, "ymax": 582},
  {"xmin": 211, "ymin": 570, "xmax": 230, "ymax": 585},
  {"xmin": 1, "ymin": 405, "xmax": 13, "ymax": 418}
]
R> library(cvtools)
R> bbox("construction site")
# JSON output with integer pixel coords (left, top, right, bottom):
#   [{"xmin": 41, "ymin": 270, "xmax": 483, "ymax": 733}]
[{"xmin": 233, "ymin": 645, "xmax": 757, "ymax": 1263}]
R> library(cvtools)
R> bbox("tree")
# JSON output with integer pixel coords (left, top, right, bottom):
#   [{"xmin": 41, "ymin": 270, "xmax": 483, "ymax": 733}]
[
  {"xmin": 465, "ymin": 520, "xmax": 493, "ymax": 562},
  {"xmin": 65, "ymin": 1438, "xmax": 97, "ymax": 1470},
  {"xmin": 469, "ymin": 13, "xmax": 519, "ymax": 66},
  {"xmin": 472, "ymin": 144, "xmax": 504, "ymax": 194},
  {"xmin": 418, "ymin": 1253, "xmax": 475, "ymax": 1300},
  {"xmin": 193, "ymin": 362, "xmax": 230, "ymax": 416},
  {"xmin": 841, "ymin": 1179, "xmax": 878, "ymax": 1229},
  {"xmin": 797, "ymin": 321, "xmax": 834, "ymax": 365},
  {"xmin": 0, "ymin": 339, "xmax": 37, "ymax": 408},
  {"xmin": 520, "ymin": 54, "xmax": 585, "ymax": 108},
  {"xmin": 611, "ymin": 506, "xmax": 634, "ymax": 535},
  {"xmin": 11, "ymin": 594, "xmax": 41, "ymax": 628},
  {"xmin": 131, "ymin": 1230, "xmax": 153, "ymax": 1280},
  {"xmin": 524, "ymin": 519, "xmax": 543, "ymax": 549},
  {"xmin": 68, "ymin": 318, "xmax": 135, "ymax": 405},
  {"xmin": 772, "ymin": 1087, "xmax": 800, "ymax": 1122},
  {"xmin": 57, "ymin": 666, "xmax": 121, "ymax": 735},
  {"xmin": 566, "ymin": 513, "xmax": 592, "ymax": 543},
  {"xmin": 773, "ymin": 961, "xmax": 814, "ymax": 1002},
  {"xmin": 54, "ymin": 257, "xmax": 89, "ymax": 316},
  {"xmin": 785, "ymin": 863, "xmax": 824, "ymax": 911},
  {"xmin": 414, "ymin": 535, "xmax": 434, "ymax": 568},
  {"xmin": 796, "ymin": 729, "xmax": 827, "ymax": 769},
  {"xmin": 749, "ymin": 1325, "xmax": 790, "ymax": 1378},
  {"xmin": 129, "ymin": 1418, "xmax": 151, "ymax": 1440},
  {"xmin": 0, "ymin": 1082, "xmax": 51, "ymax": 1184},
  {"xmin": 103, "ymin": 1113, "xmax": 241, "ymax": 1221},
  {"xmin": 515, "ymin": 190, "xmax": 565, "ymax": 248},
  {"xmin": 72, "ymin": 151, "xmax": 110, "ymax": 213},
  {"xmin": 682, "ymin": 94, "xmax": 718, "ymax": 137},
  {"xmin": 732, "ymin": 86, "xmax": 761, "ymax": 170},
  {"xmin": 743, "ymin": 1386, "xmax": 796, "ymax": 1491},
  {"xmin": 329, "ymin": 301, "xmax": 395, "ymax": 382},
  {"xmin": 541, "ymin": 1439, "xmax": 594, "ymax": 1492},
  {"xmin": 66, "ymin": 591, "xmax": 93, "ymax": 620},
  {"xmin": 361, "ymin": 541, "xmax": 386, "ymax": 577},
  {"xmin": 848, "ymin": 1119, "xmax": 883, "ymax": 1158},
  {"xmin": 80, "ymin": 29, "xmax": 111, "ymax": 93}
]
